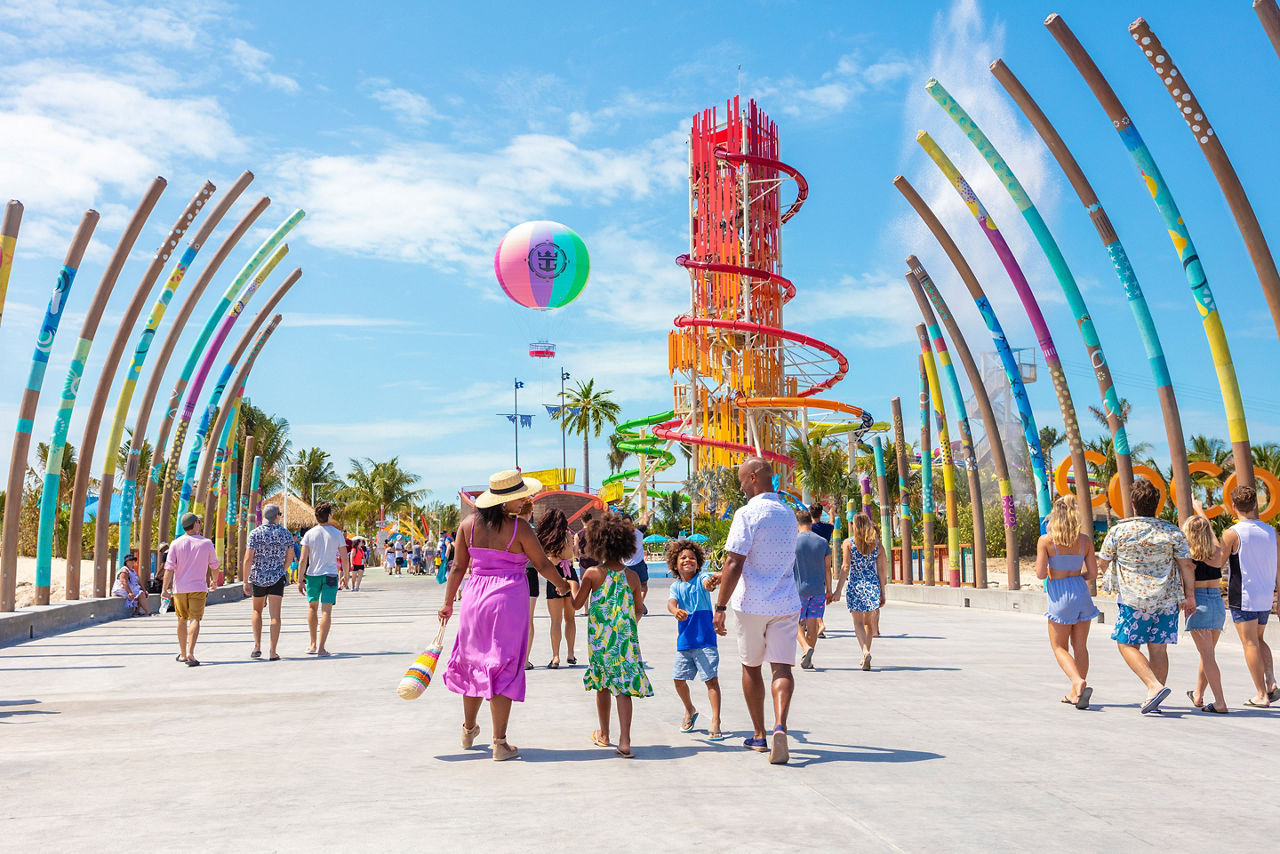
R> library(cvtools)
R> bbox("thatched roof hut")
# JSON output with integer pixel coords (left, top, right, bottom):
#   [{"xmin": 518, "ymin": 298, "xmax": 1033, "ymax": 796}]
[{"xmin": 261, "ymin": 491, "xmax": 316, "ymax": 530}]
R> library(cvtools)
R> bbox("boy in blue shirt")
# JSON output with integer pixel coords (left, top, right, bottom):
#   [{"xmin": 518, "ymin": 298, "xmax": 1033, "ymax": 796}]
[{"xmin": 666, "ymin": 538, "xmax": 725, "ymax": 741}]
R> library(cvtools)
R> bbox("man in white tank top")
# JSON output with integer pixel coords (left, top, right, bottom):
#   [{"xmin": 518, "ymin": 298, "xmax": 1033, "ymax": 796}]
[{"xmin": 1220, "ymin": 485, "xmax": 1280, "ymax": 706}]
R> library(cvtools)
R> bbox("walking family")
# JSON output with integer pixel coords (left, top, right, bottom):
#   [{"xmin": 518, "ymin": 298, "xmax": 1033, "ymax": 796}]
[{"xmin": 1037, "ymin": 479, "xmax": 1278, "ymax": 714}]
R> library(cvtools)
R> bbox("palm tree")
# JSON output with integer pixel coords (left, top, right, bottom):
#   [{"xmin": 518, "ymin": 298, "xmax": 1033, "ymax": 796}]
[
  {"xmin": 1252, "ymin": 442, "xmax": 1280, "ymax": 481},
  {"xmin": 424, "ymin": 500, "xmax": 460, "ymax": 535},
  {"xmin": 290, "ymin": 447, "xmax": 338, "ymax": 503},
  {"xmin": 1088, "ymin": 397, "xmax": 1133, "ymax": 430},
  {"xmin": 239, "ymin": 399, "xmax": 291, "ymax": 495},
  {"xmin": 553, "ymin": 379, "xmax": 621, "ymax": 492},
  {"xmin": 1187, "ymin": 434, "xmax": 1231, "ymax": 501},
  {"xmin": 787, "ymin": 435, "xmax": 847, "ymax": 506},
  {"xmin": 339, "ymin": 457, "xmax": 428, "ymax": 529},
  {"xmin": 607, "ymin": 432, "xmax": 631, "ymax": 475},
  {"xmin": 1039, "ymin": 426, "xmax": 1066, "ymax": 474}
]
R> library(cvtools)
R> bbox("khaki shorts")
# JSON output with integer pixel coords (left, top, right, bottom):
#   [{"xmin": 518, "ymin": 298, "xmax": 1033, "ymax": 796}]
[
  {"xmin": 733, "ymin": 609, "xmax": 800, "ymax": 667},
  {"xmin": 173, "ymin": 592, "xmax": 207, "ymax": 621}
]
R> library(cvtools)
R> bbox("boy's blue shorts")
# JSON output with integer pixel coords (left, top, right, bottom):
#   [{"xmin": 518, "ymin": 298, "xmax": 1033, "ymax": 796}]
[{"xmin": 672, "ymin": 646, "xmax": 719, "ymax": 681}]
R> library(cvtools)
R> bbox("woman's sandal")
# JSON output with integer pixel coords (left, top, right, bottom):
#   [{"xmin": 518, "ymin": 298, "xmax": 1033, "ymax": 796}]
[
  {"xmin": 614, "ymin": 747, "xmax": 635, "ymax": 759},
  {"xmin": 590, "ymin": 730, "xmax": 610, "ymax": 748},
  {"xmin": 548, "ymin": 659, "xmax": 559, "ymax": 669},
  {"xmin": 861, "ymin": 653, "xmax": 872, "ymax": 671},
  {"xmin": 462, "ymin": 723, "xmax": 481, "ymax": 749},
  {"xmin": 492, "ymin": 738, "xmax": 519, "ymax": 761},
  {"xmin": 1186, "ymin": 690, "xmax": 1203, "ymax": 708},
  {"xmin": 567, "ymin": 657, "xmax": 577, "ymax": 665}
]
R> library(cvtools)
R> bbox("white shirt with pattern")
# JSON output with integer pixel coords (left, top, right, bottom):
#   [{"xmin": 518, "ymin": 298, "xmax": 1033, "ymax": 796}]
[{"xmin": 726, "ymin": 492, "xmax": 801, "ymax": 616}]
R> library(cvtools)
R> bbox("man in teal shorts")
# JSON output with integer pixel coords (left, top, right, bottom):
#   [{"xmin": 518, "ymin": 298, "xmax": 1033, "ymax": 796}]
[{"xmin": 297, "ymin": 501, "xmax": 349, "ymax": 656}]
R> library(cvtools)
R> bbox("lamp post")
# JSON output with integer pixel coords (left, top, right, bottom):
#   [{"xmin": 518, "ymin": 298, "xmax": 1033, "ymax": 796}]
[{"xmin": 560, "ymin": 368, "xmax": 570, "ymax": 489}]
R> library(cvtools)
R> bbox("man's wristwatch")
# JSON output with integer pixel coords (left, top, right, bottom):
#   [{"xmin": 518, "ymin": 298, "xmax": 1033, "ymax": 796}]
[{"xmin": 714, "ymin": 604, "xmax": 727, "ymax": 612}]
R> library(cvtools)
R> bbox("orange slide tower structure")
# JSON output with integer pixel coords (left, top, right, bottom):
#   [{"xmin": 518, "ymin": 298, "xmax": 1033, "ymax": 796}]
[{"xmin": 657, "ymin": 97, "xmax": 871, "ymax": 481}]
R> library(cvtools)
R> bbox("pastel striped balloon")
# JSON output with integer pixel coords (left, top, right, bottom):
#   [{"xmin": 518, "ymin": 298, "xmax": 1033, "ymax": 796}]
[{"xmin": 494, "ymin": 220, "xmax": 589, "ymax": 310}]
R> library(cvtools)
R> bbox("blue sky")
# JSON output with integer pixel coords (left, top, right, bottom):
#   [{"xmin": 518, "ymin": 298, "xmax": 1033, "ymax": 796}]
[{"xmin": 1, "ymin": 0, "xmax": 1277, "ymax": 503}]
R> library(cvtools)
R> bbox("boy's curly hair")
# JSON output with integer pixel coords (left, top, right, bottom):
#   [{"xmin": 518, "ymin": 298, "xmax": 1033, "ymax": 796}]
[
  {"xmin": 664, "ymin": 538, "xmax": 705, "ymax": 574},
  {"xmin": 587, "ymin": 513, "xmax": 635, "ymax": 565}
]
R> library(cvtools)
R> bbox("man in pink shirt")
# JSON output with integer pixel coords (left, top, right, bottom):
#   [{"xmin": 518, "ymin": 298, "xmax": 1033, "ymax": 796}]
[{"xmin": 162, "ymin": 512, "xmax": 220, "ymax": 666}]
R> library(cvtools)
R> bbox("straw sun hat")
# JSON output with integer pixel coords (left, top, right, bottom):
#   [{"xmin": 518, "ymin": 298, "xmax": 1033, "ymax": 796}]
[{"xmin": 474, "ymin": 470, "xmax": 542, "ymax": 508}]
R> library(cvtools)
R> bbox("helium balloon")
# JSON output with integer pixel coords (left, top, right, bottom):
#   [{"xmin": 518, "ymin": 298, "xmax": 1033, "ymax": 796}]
[{"xmin": 494, "ymin": 220, "xmax": 590, "ymax": 311}]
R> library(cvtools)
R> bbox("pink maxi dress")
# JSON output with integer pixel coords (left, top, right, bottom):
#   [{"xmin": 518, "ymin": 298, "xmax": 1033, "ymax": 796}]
[{"xmin": 441, "ymin": 521, "xmax": 531, "ymax": 702}]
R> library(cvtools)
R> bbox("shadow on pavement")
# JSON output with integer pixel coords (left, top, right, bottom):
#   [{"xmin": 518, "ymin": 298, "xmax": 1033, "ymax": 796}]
[{"xmin": 0, "ymin": 664, "xmax": 125, "ymax": 671}]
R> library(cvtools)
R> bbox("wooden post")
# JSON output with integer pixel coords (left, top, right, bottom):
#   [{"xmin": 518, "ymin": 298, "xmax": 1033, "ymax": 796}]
[
  {"xmin": 891, "ymin": 398, "xmax": 913, "ymax": 585},
  {"xmin": 873, "ymin": 438, "xmax": 891, "ymax": 577},
  {"xmin": 237, "ymin": 435, "xmax": 255, "ymax": 570},
  {"xmin": 917, "ymin": 324, "xmax": 962, "ymax": 588}
]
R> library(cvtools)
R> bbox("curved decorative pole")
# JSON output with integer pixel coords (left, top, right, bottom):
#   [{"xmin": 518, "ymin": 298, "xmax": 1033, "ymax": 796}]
[
  {"xmin": 917, "ymin": 323, "xmax": 961, "ymax": 587},
  {"xmin": 248, "ymin": 454, "xmax": 263, "ymax": 529},
  {"xmin": 859, "ymin": 474, "xmax": 872, "ymax": 519},
  {"xmin": 190, "ymin": 269, "xmax": 303, "ymax": 509},
  {"xmin": 147, "ymin": 208, "xmax": 303, "ymax": 546},
  {"xmin": 0, "ymin": 212, "xmax": 98, "ymax": 612},
  {"xmin": 35, "ymin": 177, "xmax": 166, "ymax": 604},
  {"xmin": 917, "ymin": 132, "xmax": 1094, "ymax": 530},
  {"xmin": 68, "ymin": 182, "xmax": 212, "ymax": 598},
  {"xmin": 236, "ymin": 434, "xmax": 256, "ymax": 566},
  {"xmin": 927, "ymin": 80, "xmax": 1134, "ymax": 517},
  {"xmin": 1047, "ymin": 14, "xmax": 1254, "ymax": 488},
  {"xmin": 197, "ymin": 315, "xmax": 284, "ymax": 522},
  {"xmin": 896, "ymin": 173, "xmax": 1040, "ymax": 584},
  {"xmin": 213, "ymin": 397, "xmax": 243, "ymax": 571},
  {"xmin": 0, "ymin": 201, "xmax": 24, "ymax": 328},
  {"xmin": 174, "ymin": 246, "xmax": 290, "ymax": 521},
  {"xmin": 89, "ymin": 181, "xmax": 231, "ymax": 591},
  {"xmin": 127, "ymin": 196, "xmax": 270, "ymax": 578},
  {"xmin": 919, "ymin": 355, "xmax": 935, "ymax": 586},
  {"xmin": 990, "ymin": 59, "xmax": 1194, "ymax": 522},
  {"xmin": 1131, "ymin": 20, "xmax": 1280, "ymax": 341},
  {"xmin": 906, "ymin": 267, "xmax": 990, "ymax": 586},
  {"xmin": 873, "ymin": 437, "xmax": 892, "ymax": 573},
  {"xmin": 97, "ymin": 172, "xmax": 251, "ymax": 582},
  {"xmin": 1259, "ymin": 0, "xmax": 1280, "ymax": 58},
  {"xmin": 891, "ymin": 397, "xmax": 913, "ymax": 585}
]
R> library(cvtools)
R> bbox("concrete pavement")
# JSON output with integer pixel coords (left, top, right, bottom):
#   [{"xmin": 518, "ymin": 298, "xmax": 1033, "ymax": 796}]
[{"xmin": 2, "ymin": 573, "xmax": 1279, "ymax": 852}]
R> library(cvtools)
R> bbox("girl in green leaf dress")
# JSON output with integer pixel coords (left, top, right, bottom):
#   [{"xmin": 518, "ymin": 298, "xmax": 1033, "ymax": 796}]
[{"xmin": 570, "ymin": 513, "xmax": 653, "ymax": 758}]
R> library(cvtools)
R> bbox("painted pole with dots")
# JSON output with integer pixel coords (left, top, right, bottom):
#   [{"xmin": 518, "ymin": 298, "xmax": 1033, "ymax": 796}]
[
  {"xmin": 1048, "ymin": 14, "xmax": 1253, "ymax": 489},
  {"xmin": 891, "ymin": 397, "xmax": 913, "ymax": 585},
  {"xmin": 918, "ymin": 355, "xmax": 935, "ymax": 586},
  {"xmin": 916, "ymin": 324, "xmax": 961, "ymax": 588}
]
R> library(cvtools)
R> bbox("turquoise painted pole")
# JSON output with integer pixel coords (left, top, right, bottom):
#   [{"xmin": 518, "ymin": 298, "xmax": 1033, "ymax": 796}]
[
  {"xmin": 928, "ymin": 78, "xmax": 1134, "ymax": 517},
  {"xmin": 919, "ymin": 355, "xmax": 935, "ymax": 586},
  {"xmin": 873, "ymin": 437, "xmax": 892, "ymax": 567},
  {"xmin": 0, "ymin": 212, "xmax": 98, "ymax": 612},
  {"xmin": 34, "ymin": 178, "xmax": 166, "ymax": 603},
  {"xmin": 991, "ymin": 58, "xmax": 1193, "ymax": 521}
]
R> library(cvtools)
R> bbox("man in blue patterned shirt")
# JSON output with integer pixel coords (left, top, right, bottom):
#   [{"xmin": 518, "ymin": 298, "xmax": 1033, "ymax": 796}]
[{"xmin": 241, "ymin": 504, "xmax": 297, "ymax": 661}]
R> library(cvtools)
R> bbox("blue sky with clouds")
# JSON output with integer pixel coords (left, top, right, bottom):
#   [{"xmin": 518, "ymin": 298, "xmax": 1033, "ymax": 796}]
[{"xmin": 1, "ymin": 0, "xmax": 1277, "ymax": 502}]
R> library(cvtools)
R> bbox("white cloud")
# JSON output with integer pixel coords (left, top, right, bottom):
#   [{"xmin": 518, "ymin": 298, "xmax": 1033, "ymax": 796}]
[
  {"xmin": 0, "ymin": 0, "xmax": 212, "ymax": 52},
  {"xmin": 371, "ymin": 87, "xmax": 437, "ymax": 125},
  {"xmin": 753, "ymin": 50, "xmax": 913, "ymax": 118},
  {"xmin": 229, "ymin": 38, "xmax": 299, "ymax": 94},
  {"xmin": 282, "ymin": 313, "xmax": 420, "ymax": 329},
  {"xmin": 272, "ymin": 129, "xmax": 687, "ymax": 269}
]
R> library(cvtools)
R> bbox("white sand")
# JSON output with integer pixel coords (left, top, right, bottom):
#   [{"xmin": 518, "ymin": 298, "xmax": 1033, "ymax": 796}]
[{"xmin": 12, "ymin": 555, "xmax": 106, "ymax": 609}]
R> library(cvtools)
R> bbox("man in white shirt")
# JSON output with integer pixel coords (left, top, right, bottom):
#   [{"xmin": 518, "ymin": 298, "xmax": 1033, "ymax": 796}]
[
  {"xmin": 712, "ymin": 457, "xmax": 801, "ymax": 764},
  {"xmin": 1217, "ymin": 485, "xmax": 1280, "ymax": 706},
  {"xmin": 298, "ymin": 501, "xmax": 349, "ymax": 656}
]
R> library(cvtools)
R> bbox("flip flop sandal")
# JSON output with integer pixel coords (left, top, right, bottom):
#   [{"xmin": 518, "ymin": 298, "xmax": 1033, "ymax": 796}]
[
  {"xmin": 1269, "ymin": 686, "xmax": 1280, "ymax": 703},
  {"xmin": 268, "ymin": 655, "xmax": 281, "ymax": 661},
  {"xmin": 250, "ymin": 650, "xmax": 262, "ymax": 659},
  {"xmin": 591, "ymin": 730, "xmax": 610, "ymax": 748},
  {"xmin": 567, "ymin": 657, "xmax": 577, "ymax": 665},
  {"xmin": 708, "ymin": 731, "xmax": 727, "ymax": 742},
  {"xmin": 175, "ymin": 654, "xmax": 186, "ymax": 662},
  {"xmin": 1244, "ymin": 698, "xmax": 1271, "ymax": 708},
  {"xmin": 614, "ymin": 748, "xmax": 635, "ymax": 759},
  {"xmin": 680, "ymin": 712, "xmax": 699, "ymax": 733},
  {"xmin": 1141, "ymin": 686, "xmax": 1171, "ymax": 714},
  {"xmin": 1060, "ymin": 697, "xmax": 1075, "ymax": 704},
  {"xmin": 185, "ymin": 658, "xmax": 201, "ymax": 667},
  {"xmin": 1201, "ymin": 704, "xmax": 1229, "ymax": 714},
  {"xmin": 1075, "ymin": 687, "xmax": 1093, "ymax": 710},
  {"xmin": 1186, "ymin": 690, "xmax": 1203, "ymax": 708},
  {"xmin": 548, "ymin": 660, "xmax": 559, "ymax": 669}
]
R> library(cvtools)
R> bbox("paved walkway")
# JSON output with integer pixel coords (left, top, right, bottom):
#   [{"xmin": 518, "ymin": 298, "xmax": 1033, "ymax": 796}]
[{"xmin": 2, "ymin": 574, "xmax": 1278, "ymax": 852}]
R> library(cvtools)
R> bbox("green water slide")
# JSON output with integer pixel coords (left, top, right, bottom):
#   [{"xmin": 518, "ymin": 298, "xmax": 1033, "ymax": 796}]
[{"xmin": 602, "ymin": 410, "xmax": 677, "ymax": 493}]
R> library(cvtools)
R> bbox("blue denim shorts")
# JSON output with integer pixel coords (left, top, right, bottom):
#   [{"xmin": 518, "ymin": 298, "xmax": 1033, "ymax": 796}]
[
  {"xmin": 672, "ymin": 646, "xmax": 719, "ymax": 681},
  {"xmin": 1186, "ymin": 587, "xmax": 1225, "ymax": 632},
  {"xmin": 1230, "ymin": 607, "xmax": 1272, "ymax": 625}
]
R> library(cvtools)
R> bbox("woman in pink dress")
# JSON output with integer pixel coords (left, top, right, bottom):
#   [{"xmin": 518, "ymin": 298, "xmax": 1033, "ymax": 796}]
[{"xmin": 439, "ymin": 471, "xmax": 569, "ymax": 761}]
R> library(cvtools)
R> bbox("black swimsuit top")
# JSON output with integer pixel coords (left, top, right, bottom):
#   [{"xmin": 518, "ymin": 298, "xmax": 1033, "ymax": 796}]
[{"xmin": 1193, "ymin": 559, "xmax": 1222, "ymax": 582}]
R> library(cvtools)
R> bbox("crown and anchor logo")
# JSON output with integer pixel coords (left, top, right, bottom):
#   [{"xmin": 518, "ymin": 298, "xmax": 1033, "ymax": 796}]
[{"xmin": 527, "ymin": 241, "xmax": 569, "ymax": 280}]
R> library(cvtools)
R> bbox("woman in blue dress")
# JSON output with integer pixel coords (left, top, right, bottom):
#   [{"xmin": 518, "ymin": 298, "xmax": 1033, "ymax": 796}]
[
  {"xmin": 1035, "ymin": 496, "xmax": 1100, "ymax": 710},
  {"xmin": 837, "ymin": 514, "xmax": 887, "ymax": 670}
]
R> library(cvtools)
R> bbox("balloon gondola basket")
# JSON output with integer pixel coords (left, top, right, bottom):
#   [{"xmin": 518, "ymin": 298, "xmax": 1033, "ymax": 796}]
[{"xmin": 529, "ymin": 341, "xmax": 556, "ymax": 358}]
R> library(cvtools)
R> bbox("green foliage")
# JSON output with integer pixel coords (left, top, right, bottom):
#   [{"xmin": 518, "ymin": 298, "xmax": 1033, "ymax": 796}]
[
  {"xmin": 290, "ymin": 447, "xmax": 338, "ymax": 502},
  {"xmin": 339, "ymin": 457, "xmax": 428, "ymax": 530},
  {"xmin": 553, "ymin": 379, "xmax": 621, "ymax": 491}
]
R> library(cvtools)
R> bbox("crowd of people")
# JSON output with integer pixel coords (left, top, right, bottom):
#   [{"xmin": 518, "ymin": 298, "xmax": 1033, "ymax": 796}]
[
  {"xmin": 1036, "ymin": 479, "xmax": 1279, "ymax": 714},
  {"xmin": 436, "ymin": 459, "xmax": 887, "ymax": 763}
]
